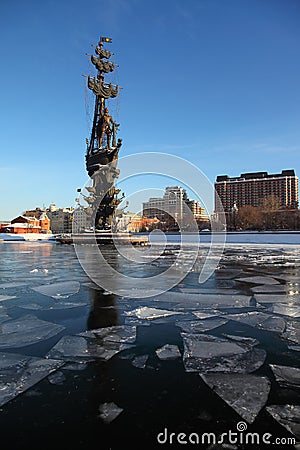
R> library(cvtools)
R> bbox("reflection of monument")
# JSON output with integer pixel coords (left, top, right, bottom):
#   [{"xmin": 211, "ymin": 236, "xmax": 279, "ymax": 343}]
[
  {"xmin": 87, "ymin": 288, "xmax": 118, "ymax": 330},
  {"xmin": 85, "ymin": 36, "xmax": 123, "ymax": 231}
]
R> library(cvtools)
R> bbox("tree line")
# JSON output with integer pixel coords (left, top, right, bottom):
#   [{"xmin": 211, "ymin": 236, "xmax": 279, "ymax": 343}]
[{"xmin": 229, "ymin": 195, "xmax": 300, "ymax": 231}]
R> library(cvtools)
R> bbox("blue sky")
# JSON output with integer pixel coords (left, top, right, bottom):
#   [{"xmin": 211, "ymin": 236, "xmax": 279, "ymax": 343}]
[{"xmin": 0, "ymin": 0, "xmax": 299, "ymax": 220}]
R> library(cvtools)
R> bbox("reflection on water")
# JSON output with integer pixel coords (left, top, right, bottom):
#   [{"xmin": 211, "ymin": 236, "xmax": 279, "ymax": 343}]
[{"xmin": 87, "ymin": 289, "xmax": 119, "ymax": 330}]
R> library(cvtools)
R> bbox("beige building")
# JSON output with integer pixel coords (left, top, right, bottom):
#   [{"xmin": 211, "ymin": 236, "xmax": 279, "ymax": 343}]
[
  {"xmin": 47, "ymin": 203, "xmax": 74, "ymax": 234},
  {"xmin": 143, "ymin": 186, "xmax": 209, "ymax": 225}
]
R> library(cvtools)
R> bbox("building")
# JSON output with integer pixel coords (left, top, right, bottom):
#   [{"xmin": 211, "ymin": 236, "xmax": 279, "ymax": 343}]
[
  {"xmin": 143, "ymin": 186, "xmax": 209, "ymax": 226},
  {"xmin": 73, "ymin": 207, "xmax": 90, "ymax": 233},
  {"xmin": 115, "ymin": 213, "xmax": 160, "ymax": 232},
  {"xmin": 46, "ymin": 203, "xmax": 74, "ymax": 234},
  {"xmin": 186, "ymin": 199, "xmax": 209, "ymax": 220},
  {"xmin": 215, "ymin": 170, "xmax": 299, "ymax": 213},
  {"xmin": 23, "ymin": 208, "xmax": 51, "ymax": 232},
  {"xmin": 0, "ymin": 214, "xmax": 50, "ymax": 234}
]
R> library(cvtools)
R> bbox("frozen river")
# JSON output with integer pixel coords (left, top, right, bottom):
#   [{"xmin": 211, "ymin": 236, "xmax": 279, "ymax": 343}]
[{"xmin": 0, "ymin": 236, "xmax": 299, "ymax": 448}]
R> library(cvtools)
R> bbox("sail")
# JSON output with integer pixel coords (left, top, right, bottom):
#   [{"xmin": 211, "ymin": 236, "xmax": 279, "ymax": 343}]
[
  {"xmin": 88, "ymin": 77, "xmax": 118, "ymax": 98},
  {"xmin": 95, "ymin": 46, "xmax": 111, "ymax": 59},
  {"xmin": 91, "ymin": 56, "xmax": 115, "ymax": 73}
]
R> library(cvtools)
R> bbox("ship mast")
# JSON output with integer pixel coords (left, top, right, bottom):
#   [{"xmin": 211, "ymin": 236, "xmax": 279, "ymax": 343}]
[{"xmin": 85, "ymin": 36, "xmax": 123, "ymax": 231}]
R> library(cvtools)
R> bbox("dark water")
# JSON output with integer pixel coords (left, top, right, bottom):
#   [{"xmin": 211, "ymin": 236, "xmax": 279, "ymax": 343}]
[{"xmin": 0, "ymin": 239, "xmax": 299, "ymax": 449}]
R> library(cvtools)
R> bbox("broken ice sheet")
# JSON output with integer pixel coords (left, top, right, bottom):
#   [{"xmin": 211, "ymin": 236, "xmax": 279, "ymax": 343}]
[
  {"xmin": 0, "ymin": 314, "xmax": 65, "ymax": 349},
  {"xmin": 125, "ymin": 306, "xmax": 182, "ymax": 320},
  {"xmin": 0, "ymin": 295, "xmax": 16, "ymax": 302},
  {"xmin": 182, "ymin": 333, "xmax": 266, "ymax": 373},
  {"xmin": 269, "ymin": 364, "xmax": 300, "ymax": 387},
  {"xmin": 46, "ymin": 332, "xmax": 128, "ymax": 363},
  {"xmin": 236, "ymin": 276, "xmax": 281, "ymax": 285},
  {"xmin": 154, "ymin": 291, "xmax": 254, "ymax": 309},
  {"xmin": 47, "ymin": 370, "xmax": 66, "ymax": 385},
  {"xmin": 155, "ymin": 344, "xmax": 181, "ymax": 360},
  {"xmin": 176, "ymin": 318, "xmax": 228, "ymax": 333},
  {"xmin": 19, "ymin": 299, "xmax": 87, "ymax": 311},
  {"xmin": 222, "ymin": 334, "xmax": 259, "ymax": 347},
  {"xmin": 79, "ymin": 325, "xmax": 136, "ymax": 344},
  {"xmin": 266, "ymin": 405, "xmax": 300, "ymax": 440},
  {"xmin": 124, "ymin": 317, "xmax": 151, "ymax": 326},
  {"xmin": 226, "ymin": 311, "xmax": 286, "ymax": 333},
  {"xmin": 132, "ymin": 354, "xmax": 148, "ymax": 369},
  {"xmin": 281, "ymin": 321, "xmax": 300, "ymax": 345},
  {"xmin": 0, "ymin": 282, "xmax": 27, "ymax": 289},
  {"xmin": 193, "ymin": 310, "xmax": 222, "ymax": 319},
  {"xmin": 200, "ymin": 373, "xmax": 271, "ymax": 424},
  {"xmin": 31, "ymin": 281, "xmax": 80, "ymax": 299},
  {"xmin": 268, "ymin": 304, "xmax": 300, "ymax": 318},
  {"xmin": 251, "ymin": 284, "xmax": 288, "ymax": 294},
  {"xmin": 254, "ymin": 294, "xmax": 300, "ymax": 304},
  {"xmin": 98, "ymin": 402, "xmax": 123, "ymax": 423},
  {"xmin": 179, "ymin": 288, "xmax": 240, "ymax": 295},
  {"xmin": 0, "ymin": 351, "xmax": 64, "ymax": 407}
]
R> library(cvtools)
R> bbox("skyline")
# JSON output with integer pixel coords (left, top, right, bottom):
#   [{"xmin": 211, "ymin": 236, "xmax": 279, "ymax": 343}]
[{"xmin": 1, "ymin": 0, "xmax": 300, "ymax": 220}]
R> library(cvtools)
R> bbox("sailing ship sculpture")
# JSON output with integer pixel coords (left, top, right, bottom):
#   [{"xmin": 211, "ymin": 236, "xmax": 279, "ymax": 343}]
[
  {"xmin": 85, "ymin": 36, "xmax": 123, "ymax": 232},
  {"xmin": 56, "ymin": 36, "xmax": 147, "ymax": 244}
]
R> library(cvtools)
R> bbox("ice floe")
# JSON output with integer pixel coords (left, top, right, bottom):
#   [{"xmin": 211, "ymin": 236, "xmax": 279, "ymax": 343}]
[
  {"xmin": 176, "ymin": 318, "xmax": 228, "ymax": 333},
  {"xmin": 31, "ymin": 281, "xmax": 80, "ymax": 299},
  {"xmin": 200, "ymin": 373, "xmax": 271, "ymax": 423},
  {"xmin": 222, "ymin": 334, "xmax": 259, "ymax": 346},
  {"xmin": 98, "ymin": 402, "xmax": 123, "ymax": 423},
  {"xmin": 182, "ymin": 333, "xmax": 266, "ymax": 373},
  {"xmin": 192, "ymin": 310, "xmax": 222, "ymax": 319},
  {"xmin": 236, "ymin": 276, "xmax": 280, "ymax": 285},
  {"xmin": 225, "ymin": 312, "xmax": 286, "ymax": 333},
  {"xmin": 154, "ymin": 291, "xmax": 254, "ymax": 309},
  {"xmin": 155, "ymin": 344, "xmax": 181, "ymax": 360},
  {"xmin": 179, "ymin": 288, "xmax": 240, "ymax": 295},
  {"xmin": 266, "ymin": 405, "xmax": 300, "ymax": 440},
  {"xmin": 281, "ymin": 321, "xmax": 300, "ymax": 345},
  {"xmin": 0, "ymin": 351, "xmax": 64, "ymax": 406},
  {"xmin": 79, "ymin": 325, "xmax": 136, "ymax": 343},
  {"xmin": 268, "ymin": 304, "xmax": 300, "ymax": 318},
  {"xmin": 254, "ymin": 294, "xmax": 300, "ymax": 304},
  {"xmin": 47, "ymin": 325, "xmax": 137, "ymax": 363},
  {"xmin": 132, "ymin": 355, "xmax": 148, "ymax": 369},
  {"xmin": 269, "ymin": 364, "xmax": 300, "ymax": 387},
  {"xmin": 47, "ymin": 370, "xmax": 66, "ymax": 385},
  {"xmin": 0, "ymin": 295, "xmax": 16, "ymax": 302},
  {"xmin": 251, "ymin": 284, "xmax": 288, "ymax": 293},
  {"xmin": 0, "ymin": 314, "xmax": 65, "ymax": 348},
  {"xmin": 125, "ymin": 306, "xmax": 182, "ymax": 320},
  {"xmin": 0, "ymin": 282, "xmax": 27, "ymax": 289},
  {"xmin": 18, "ymin": 299, "xmax": 87, "ymax": 310}
]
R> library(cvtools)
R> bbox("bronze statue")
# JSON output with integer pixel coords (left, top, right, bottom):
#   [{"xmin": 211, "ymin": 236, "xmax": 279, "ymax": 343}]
[{"xmin": 85, "ymin": 37, "xmax": 123, "ymax": 230}]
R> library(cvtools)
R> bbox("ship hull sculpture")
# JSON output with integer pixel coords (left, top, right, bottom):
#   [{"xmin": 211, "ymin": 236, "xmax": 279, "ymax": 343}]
[{"xmin": 64, "ymin": 36, "xmax": 147, "ymax": 246}]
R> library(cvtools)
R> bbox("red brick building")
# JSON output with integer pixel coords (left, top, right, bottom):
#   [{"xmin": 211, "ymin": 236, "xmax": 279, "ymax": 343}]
[{"xmin": 0, "ymin": 213, "xmax": 51, "ymax": 234}]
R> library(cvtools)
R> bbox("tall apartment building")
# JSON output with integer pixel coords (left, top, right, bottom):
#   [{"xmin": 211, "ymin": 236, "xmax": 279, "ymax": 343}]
[
  {"xmin": 143, "ymin": 186, "xmax": 209, "ymax": 223},
  {"xmin": 47, "ymin": 203, "xmax": 74, "ymax": 234},
  {"xmin": 215, "ymin": 170, "xmax": 298, "ymax": 212},
  {"xmin": 73, "ymin": 207, "xmax": 90, "ymax": 233}
]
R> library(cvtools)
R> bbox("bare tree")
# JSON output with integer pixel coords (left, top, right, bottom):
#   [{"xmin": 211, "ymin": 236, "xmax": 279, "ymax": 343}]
[
  {"xmin": 259, "ymin": 195, "xmax": 281, "ymax": 229},
  {"xmin": 236, "ymin": 205, "xmax": 262, "ymax": 230}
]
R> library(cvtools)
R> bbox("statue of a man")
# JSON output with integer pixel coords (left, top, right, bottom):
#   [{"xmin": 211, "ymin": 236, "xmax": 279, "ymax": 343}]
[{"xmin": 99, "ymin": 107, "xmax": 113, "ymax": 148}]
